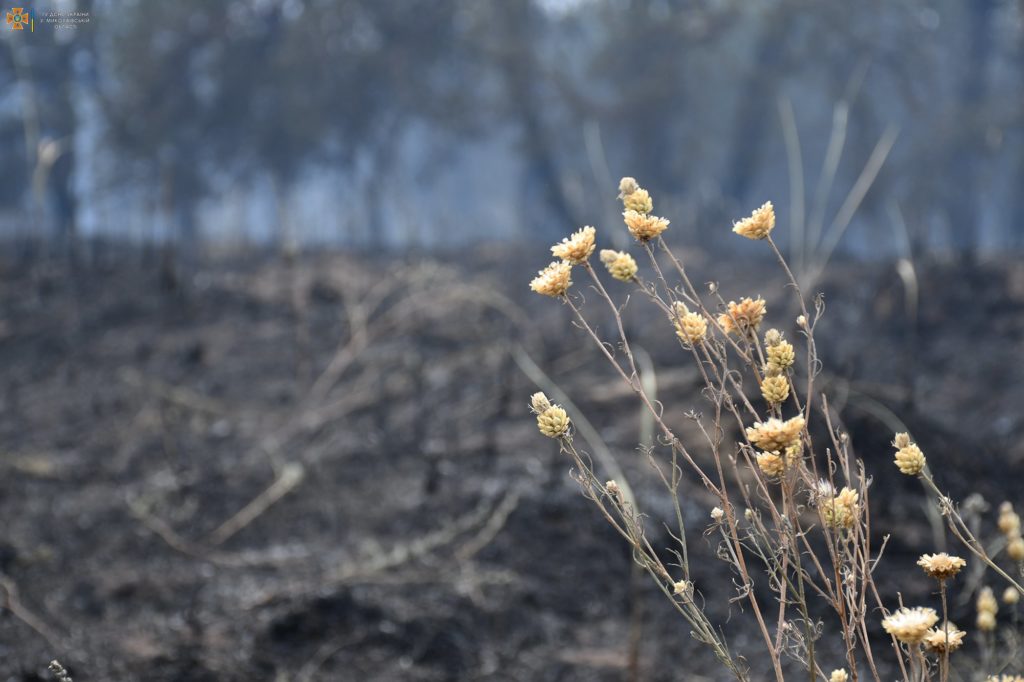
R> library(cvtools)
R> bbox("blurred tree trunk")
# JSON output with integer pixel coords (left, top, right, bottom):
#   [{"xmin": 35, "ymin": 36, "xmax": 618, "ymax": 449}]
[{"xmin": 943, "ymin": 0, "xmax": 995, "ymax": 255}]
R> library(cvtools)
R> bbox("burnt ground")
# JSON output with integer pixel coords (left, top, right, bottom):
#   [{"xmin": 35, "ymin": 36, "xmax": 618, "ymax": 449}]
[{"xmin": 1, "ymin": 244, "xmax": 1023, "ymax": 681}]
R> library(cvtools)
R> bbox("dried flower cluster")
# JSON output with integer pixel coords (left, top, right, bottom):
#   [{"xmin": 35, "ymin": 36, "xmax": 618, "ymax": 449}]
[
  {"xmin": 599, "ymin": 249, "xmax": 638, "ymax": 282},
  {"xmin": 671, "ymin": 302, "xmax": 707, "ymax": 346},
  {"xmin": 892, "ymin": 432, "xmax": 926, "ymax": 476},
  {"xmin": 882, "ymin": 607, "xmax": 939, "ymax": 644},
  {"xmin": 732, "ymin": 201, "xmax": 776, "ymax": 240},
  {"xmin": 718, "ymin": 297, "xmax": 766, "ymax": 336},
  {"xmin": 917, "ymin": 553, "xmax": 966, "ymax": 581},
  {"xmin": 526, "ymin": 175, "xmax": 1020, "ymax": 681}
]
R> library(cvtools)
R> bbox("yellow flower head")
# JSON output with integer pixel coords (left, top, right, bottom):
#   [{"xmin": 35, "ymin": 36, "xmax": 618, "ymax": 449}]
[
  {"xmin": 829, "ymin": 671, "xmax": 849, "ymax": 682},
  {"xmin": 766, "ymin": 340, "xmax": 795, "ymax": 373},
  {"xmin": 998, "ymin": 501, "xmax": 1021, "ymax": 536},
  {"xmin": 917, "ymin": 553, "xmax": 966, "ymax": 581},
  {"xmin": 599, "ymin": 249, "xmax": 638, "ymax": 282},
  {"xmin": 755, "ymin": 443, "xmax": 800, "ymax": 479},
  {"xmin": 530, "ymin": 392, "xmax": 552, "ymax": 414},
  {"xmin": 732, "ymin": 201, "xmax": 776, "ymax": 240},
  {"xmin": 530, "ymin": 261, "xmax": 573, "ymax": 297},
  {"xmin": 823, "ymin": 487, "xmax": 860, "ymax": 529},
  {"xmin": 550, "ymin": 226, "xmax": 596, "ymax": 265},
  {"xmin": 977, "ymin": 610, "xmax": 996, "ymax": 632},
  {"xmin": 1009, "ymin": 536, "xmax": 1024, "ymax": 562},
  {"xmin": 618, "ymin": 176, "xmax": 640, "ymax": 198},
  {"xmin": 718, "ymin": 297, "xmax": 766, "ymax": 335},
  {"xmin": 923, "ymin": 625, "xmax": 966, "ymax": 654},
  {"xmin": 746, "ymin": 416, "xmax": 805, "ymax": 452},
  {"xmin": 623, "ymin": 188, "xmax": 653, "ymax": 214},
  {"xmin": 760, "ymin": 375, "xmax": 790, "ymax": 405},
  {"xmin": 537, "ymin": 405, "xmax": 570, "ymax": 438},
  {"xmin": 882, "ymin": 607, "xmax": 938, "ymax": 644},
  {"xmin": 977, "ymin": 586, "xmax": 998, "ymax": 616},
  {"xmin": 893, "ymin": 434, "xmax": 926, "ymax": 476},
  {"xmin": 623, "ymin": 210, "xmax": 669, "ymax": 242},
  {"xmin": 1004, "ymin": 587, "xmax": 1021, "ymax": 605},
  {"xmin": 670, "ymin": 302, "xmax": 707, "ymax": 346}
]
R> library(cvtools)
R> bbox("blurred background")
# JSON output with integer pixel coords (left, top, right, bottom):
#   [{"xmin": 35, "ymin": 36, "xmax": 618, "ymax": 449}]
[{"xmin": 2, "ymin": 1, "xmax": 1024, "ymax": 681}]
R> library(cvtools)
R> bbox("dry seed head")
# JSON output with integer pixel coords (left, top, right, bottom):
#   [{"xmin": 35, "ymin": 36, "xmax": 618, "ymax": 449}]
[
  {"xmin": 746, "ymin": 416, "xmax": 805, "ymax": 452},
  {"xmin": 760, "ymin": 375, "xmax": 790, "ymax": 405},
  {"xmin": 537, "ymin": 406, "xmax": 570, "ymax": 438},
  {"xmin": 977, "ymin": 586, "xmax": 998, "ymax": 616},
  {"xmin": 550, "ymin": 226, "xmax": 596, "ymax": 265},
  {"xmin": 530, "ymin": 392, "xmax": 552, "ymax": 414},
  {"xmin": 894, "ymin": 442, "xmax": 927, "ymax": 476},
  {"xmin": 623, "ymin": 210, "xmax": 669, "ymax": 242},
  {"xmin": 797, "ymin": 314, "xmax": 807, "ymax": 328},
  {"xmin": 917, "ymin": 553, "xmax": 966, "ymax": 580},
  {"xmin": 605, "ymin": 480, "xmax": 622, "ymax": 500},
  {"xmin": 618, "ymin": 176, "xmax": 640, "ymax": 198},
  {"xmin": 1008, "ymin": 536, "xmax": 1024, "ymax": 561},
  {"xmin": 671, "ymin": 302, "xmax": 707, "ymax": 345},
  {"xmin": 623, "ymin": 188, "xmax": 653, "ymax": 214},
  {"xmin": 530, "ymin": 261, "xmax": 573, "ymax": 297},
  {"xmin": 1003, "ymin": 587, "xmax": 1020, "ymax": 605},
  {"xmin": 976, "ymin": 610, "xmax": 996, "ymax": 632},
  {"xmin": 732, "ymin": 201, "xmax": 776, "ymax": 240},
  {"xmin": 711, "ymin": 506, "xmax": 724, "ymax": 522},
  {"xmin": 893, "ymin": 432, "xmax": 912, "ymax": 449},
  {"xmin": 755, "ymin": 443, "xmax": 801, "ymax": 479},
  {"xmin": 923, "ymin": 624, "xmax": 966, "ymax": 654},
  {"xmin": 599, "ymin": 249, "xmax": 638, "ymax": 282},
  {"xmin": 882, "ymin": 606, "xmax": 939, "ymax": 644},
  {"xmin": 672, "ymin": 579, "xmax": 693, "ymax": 596},
  {"xmin": 718, "ymin": 297, "xmax": 767, "ymax": 335},
  {"xmin": 999, "ymin": 502, "xmax": 1021, "ymax": 536},
  {"xmin": 764, "ymin": 328, "xmax": 783, "ymax": 347},
  {"xmin": 767, "ymin": 340, "xmax": 795, "ymax": 373},
  {"xmin": 823, "ymin": 487, "xmax": 860, "ymax": 529},
  {"xmin": 829, "ymin": 671, "xmax": 849, "ymax": 682}
]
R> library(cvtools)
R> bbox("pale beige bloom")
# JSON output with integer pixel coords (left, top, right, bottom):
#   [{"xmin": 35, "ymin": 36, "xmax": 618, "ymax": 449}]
[
  {"xmin": 761, "ymin": 375, "xmax": 790, "ymax": 405},
  {"xmin": 710, "ymin": 506, "xmax": 724, "ymax": 522},
  {"xmin": 976, "ymin": 610, "xmax": 996, "ymax": 632},
  {"xmin": 766, "ymin": 340, "xmax": 795, "ymax": 373},
  {"xmin": 618, "ymin": 176, "xmax": 640, "ymax": 198},
  {"xmin": 746, "ymin": 416, "xmax": 805, "ymax": 452},
  {"xmin": 923, "ymin": 624, "xmax": 966, "ymax": 653},
  {"xmin": 893, "ymin": 437, "xmax": 926, "ymax": 476},
  {"xmin": 530, "ymin": 392, "xmax": 552, "ymax": 414},
  {"xmin": 599, "ymin": 249, "xmax": 638, "ymax": 282},
  {"xmin": 1004, "ymin": 587, "xmax": 1021, "ymax": 605},
  {"xmin": 732, "ymin": 201, "xmax": 776, "ymax": 240},
  {"xmin": 670, "ymin": 302, "xmax": 707, "ymax": 345},
  {"xmin": 986, "ymin": 676, "xmax": 1024, "ymax": 682},
  {"xmin": 623, "ymin": 188, "xmax": 653, "ymax": 214},
  {"xmin": 828, "ymin": 670, "xmax": 849, "ymax": 682},
  {"xmin": 537, "ymin": 406, "xmax": 570, "ymax": 438},
  {"xmin": 823, "ymin": 487, "xmax": 860, "ymax": 529},
  {"xmin": 1008, "ymin": 536, "xmax": 1024, "ymax": 561},
  {"xmin": 551, "ymin": 226, "xmax": 596, "ymax": 264},
  {"xmin": 882, "ymin": 606, "xmax": 938, "ymax": 644},
  {"xmin": 530, "ymin": 261, "xmax": 572, "ymax": 297},
  {"xmin": 755, "ymin": 443, "xmax": 800, "ymax": 479},
  {"xmin": 623, "ymin": 210, "xmax": 669, "ymax": 241},
  {"xmin": 978, "ymin": 586, "xmax": 998, "ymax": 616},
  {"xmin": 917, "ymin": 553, "xmax": 966, "ymax": 580},
  {"xmin": 605, "ymin": 480, "xmax": 622, "ymax": 501},
  {"xmin": 718, "ymin": 297, "xmax": 766, "ymax": 335},
  {"xmin": 999, "ymin": 501, "xmax": 1021, "ymax": 536},
  {"xmin": 672, "ymin": 579, "xmax": 693, "ymax": 596}
]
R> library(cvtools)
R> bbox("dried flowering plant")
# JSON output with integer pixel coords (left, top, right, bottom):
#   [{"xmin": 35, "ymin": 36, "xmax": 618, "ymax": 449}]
[{"xmin": 527, "ymin": 177, "xmax": 1023, "ymax": 681}]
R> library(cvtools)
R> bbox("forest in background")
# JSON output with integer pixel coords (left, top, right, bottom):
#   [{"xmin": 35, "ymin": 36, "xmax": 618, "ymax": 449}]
[{"xmin": 2, "ymin": 0, "xmax": 1024, "ymax": 259}]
